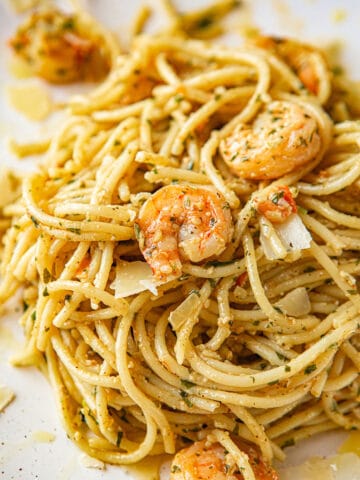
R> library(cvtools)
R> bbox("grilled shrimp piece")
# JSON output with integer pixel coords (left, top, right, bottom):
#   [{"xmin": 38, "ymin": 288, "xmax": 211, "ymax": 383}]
[
  {"xmin": 9, "ymin": 9, "xmax": 110, "ymax": 83},
  {"xmin": 256, "ymin": 186, "xmax": 297, "ymax": 224},
  {"xmin": 170, "ymin": 439, "xmax": 279, "ymax": 480},
  {"xmin": 135, "ymin": 185, "xmax": 233, "ymax": 281},
  {"xmin": 220, "ymin": 101, "xmax": 321, "ymax": 180},
  {"xmin": 253, "ymin": 36, "xmax": 325, "ymax": 95}
]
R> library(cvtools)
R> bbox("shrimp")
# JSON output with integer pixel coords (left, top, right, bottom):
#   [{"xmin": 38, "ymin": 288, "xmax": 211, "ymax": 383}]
[
  {"xmin": 9, "ymin": 9, "xmax": 110, "ymax": 83},
  {"xmin": 170, "ymin": 439, "xmax": 279, "ymax": 480},
  {"xmin": 253, "ymin": 36, "xmax": 324, "ymax": 95},
  {"xmin": 135, "ymin": 185, "xmax": 233, "ymax": 281},
  {"xmin": 219, "ymin": 101, "xmax": 321, "ymax": 180},
  {"xmin": 256, "ymin": 186, "xmax": 297, "ymax": 224}
]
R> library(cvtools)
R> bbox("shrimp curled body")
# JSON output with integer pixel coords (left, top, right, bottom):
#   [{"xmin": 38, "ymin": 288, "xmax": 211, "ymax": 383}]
[
  {"xmin": 253, "ymin": 36, "xmax": 325, "ymax": 95},
  {"xmin": 136, "ymin": 185, "xmax": 233, "ymax": 280},
  {"xmin": 256, "ymin": 185, "xmax": 297, "ymax": 224},
  {"xmin": 220, "ymin": 100, "xmax": 321, "ymax": 180},
  {"xmin": 170, "ymin": 439, "xmax": 279, "ymax": 480},
  {"xmin": 9, "ymin": 9, "xmax": 110, "ymax": 83}
]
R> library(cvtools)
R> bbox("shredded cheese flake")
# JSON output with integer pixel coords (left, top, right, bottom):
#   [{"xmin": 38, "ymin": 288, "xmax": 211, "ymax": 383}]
[{"xmin": 6, "ymin": 83, "xmax": 53, "ymax": 121}]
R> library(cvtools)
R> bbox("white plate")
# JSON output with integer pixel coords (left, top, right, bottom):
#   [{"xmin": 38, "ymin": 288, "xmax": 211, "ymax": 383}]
[{"xmin": 0, "ymin": 1, "xmax": 359, "ymax": 479}]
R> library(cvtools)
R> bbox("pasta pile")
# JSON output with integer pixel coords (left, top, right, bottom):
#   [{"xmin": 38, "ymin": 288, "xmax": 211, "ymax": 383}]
[{"xmin": 1, "ymin": 4, "xmax": 360, "ymax": 477}]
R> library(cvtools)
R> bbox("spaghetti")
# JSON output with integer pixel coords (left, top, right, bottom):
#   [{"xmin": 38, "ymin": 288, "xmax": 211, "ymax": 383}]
[{"xmin": 1, "ymin": 5, "xmax": 360, "ymax": 480}]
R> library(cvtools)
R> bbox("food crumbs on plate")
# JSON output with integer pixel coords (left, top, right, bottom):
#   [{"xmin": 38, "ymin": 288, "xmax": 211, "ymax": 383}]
[
  {"xmin": 79, "ymin": 453, "xmax": 105, "ymax": 470},
  {"xmin": 331, "ymin": 8, "xmax": 347, "ymax": 23},
  {"xmin": 6, "ymin": 83, "xmax": 53, "ymax": 121},
  {"xmin": 0, "ymin": 385, "xmax": 15, "ymax": 412},
  {"xmin": 30, "ymin": 430, "xmax": 56, "ymax": 443},
  {"xmin": 338, "ymin": 430, "xmax": 360, "ymax": 456}
]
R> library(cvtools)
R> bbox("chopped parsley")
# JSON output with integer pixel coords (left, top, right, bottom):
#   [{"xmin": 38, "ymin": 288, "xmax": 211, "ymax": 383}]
[
  {"xmin": 304, "ymin": 363, "xmax": 317, "ymax": 375},
  {"xmin": 332, "ymin": 66, "xmax": 343, "ymax": 76},
  {"xmin": 174, "ymin": 94, "xmax": 184, "ymax": 103},
  {"xmin": 276, "ymin": 352, "xmax": 287, "ymax": 361},
  {"xmin": 299, "ymin": 136, "xmax": 308, "ymax": 147},
  {"xmin": 270, "ymin": 190, "xmax": 285, "ymax": 205},
  {"xmin": 62, "ymin": 18, "xmax": 75, "ymax": 30},
  {"xmin": 134, "ymin": 223, "xmax": 141, "ymax": 240},
  {"xmin": 30, "ymin": 216, "xmax": 39, "ymax": 228},
  {"xmin": 189, "ymin": 289, "xmax": 200, "ymax": 297},
  {"xmin": 303, "ymin": 266, "xmax": 316, "ymax": 273},
  {"xmin": 297, "ymin": 205, "xmax": 308, "ymax": 215},
  {"xmin": 67, "ymin": 227, "xmax": 81, "ymax": 235},
  {"xmin": 205, "ymin": 259, "xmax": 235, "ymax": 267},
  {"xmin": 281, "ymin": 438, "xmax": 295, "ymax": 448},
  {"xmin": 196, "ymin": 16, "xmax": 213, "ymax": 29},
  {"xmin": 268, "ymin": 379, "xmax": 279, "ymax": 385},
  {"xmin": 186, "ymin": 158, "xmax": 195, "ymax": 170},
  {"xmin": 116, "ymin": 431, "xmax": 123, "ymax": 447},
  {"xmin": 209, "ymin": 278, "xmax": 217, "ymax": 288},
  {"xmin": 180, "ymin": 390, "xmax": 193, "ymax": 407},
  {"xmin": 43, "ymin": 268, "xmax": 52, "ymax": 284},
  {"xmin": 180, "ymin": 379, "xmax": 196, "ymax": 389}
]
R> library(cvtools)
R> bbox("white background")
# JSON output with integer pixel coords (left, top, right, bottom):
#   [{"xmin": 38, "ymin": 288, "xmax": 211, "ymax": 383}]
[{"xmin": 0, "ymin": 1, "xmax": 360, "ymax": 479}]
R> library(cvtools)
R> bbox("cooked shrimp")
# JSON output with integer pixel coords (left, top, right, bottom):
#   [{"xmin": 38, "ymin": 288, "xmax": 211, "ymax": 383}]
[
  {"xmin": 256, "ymin": 186, "xmax": 297, "ymax": 224},
  {"xmin": 220, "ymin": 101, "xmax": 321, "ymax": 180},
  {"xmin": 9, "ymin": 9, "xmax": 110, "ymax": 83},
  {"xmin": 135, "ymin": 185, "xmax": 233, "ymax": 281},
  {"xmin": 253, "ymin": 36, "xmax": 324, "ymax": 95},
  {"xmin": 170, "ymin": 439, "xmax": 279, "ymax": 480}
]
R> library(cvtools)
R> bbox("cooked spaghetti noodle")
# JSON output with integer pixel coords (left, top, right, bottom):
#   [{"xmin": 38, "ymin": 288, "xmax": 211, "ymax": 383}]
[{"xmin": 1, "ymin": 5, "xmax": 360, "ymax": 479}]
